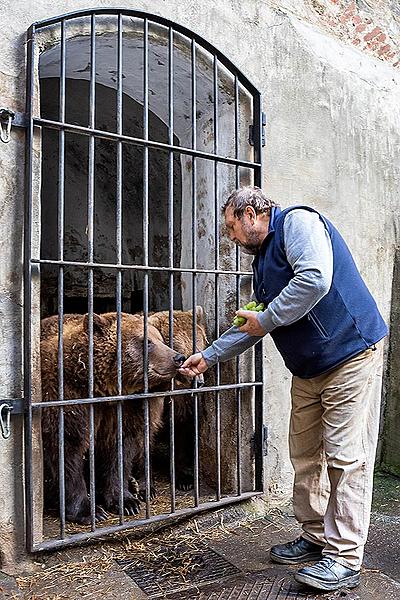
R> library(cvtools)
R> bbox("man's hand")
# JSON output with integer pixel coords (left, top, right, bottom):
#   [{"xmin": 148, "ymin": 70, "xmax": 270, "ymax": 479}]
[
  {"xmin": 178, "ymin": 352, "xmax": 209, "ymax": 378},
  {"xmin": 235, "ymin": 310, "xmax": 266, "ymax": 336}
]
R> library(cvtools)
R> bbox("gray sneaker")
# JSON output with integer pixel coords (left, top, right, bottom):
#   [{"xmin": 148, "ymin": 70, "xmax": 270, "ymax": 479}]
[
  {"xmin": 295, "ymin": 556, "xmax": 360, "ymax": 591},
  {"xmin": 270, "ymin": 536, "xmax": 324, "ymax": 565}
]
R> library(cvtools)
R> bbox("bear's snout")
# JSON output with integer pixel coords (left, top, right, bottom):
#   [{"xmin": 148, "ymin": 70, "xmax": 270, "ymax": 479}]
[{"xmin": 173, "ymin": 353, "xmax": 186, "ymax": 367}]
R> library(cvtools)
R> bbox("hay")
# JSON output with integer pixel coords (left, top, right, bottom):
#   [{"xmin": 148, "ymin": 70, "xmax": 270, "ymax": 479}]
[{"xmin": 19, "ymin": 482, "xmax": 256, "ymax": 598}]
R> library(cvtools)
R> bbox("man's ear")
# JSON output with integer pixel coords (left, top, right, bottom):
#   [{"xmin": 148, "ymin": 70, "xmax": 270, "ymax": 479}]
[
  {"xmin": 245, "ymin": 205, "xmax": 256, "ymax": 224},
  {"xmin": 83, "ymin": 313, "xmax": 109, "ymax": 336}
]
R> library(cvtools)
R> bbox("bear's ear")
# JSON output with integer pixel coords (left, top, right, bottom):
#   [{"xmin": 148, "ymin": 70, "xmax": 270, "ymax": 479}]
[
  {"xmin": 83, "ymin": 313, "xmax": 109, "ymax": 336},
  {"xmin": 196, "ymin": 305, "xmax": 205, "ymax": 325}
]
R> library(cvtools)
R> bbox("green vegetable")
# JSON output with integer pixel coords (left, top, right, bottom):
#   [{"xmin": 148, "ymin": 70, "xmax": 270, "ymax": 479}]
[{"xmin": 232, "ymin": 302, "xmax": 265, "ymax": 327}]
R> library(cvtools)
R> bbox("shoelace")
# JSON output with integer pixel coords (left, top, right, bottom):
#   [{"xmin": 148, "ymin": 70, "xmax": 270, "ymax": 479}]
[
  {"xmin": 315, "ymin": 557, "xmax": 335, "ymax": 569},
  {"xmin": 289, "ymin": 536, "xmax": 303, "ymax": 546}
]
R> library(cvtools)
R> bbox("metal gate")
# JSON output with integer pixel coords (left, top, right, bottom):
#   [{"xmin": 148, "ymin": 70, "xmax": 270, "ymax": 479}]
[{"xmin": 24, "ymin": 8, "xmax": 264, "ymax": 552}]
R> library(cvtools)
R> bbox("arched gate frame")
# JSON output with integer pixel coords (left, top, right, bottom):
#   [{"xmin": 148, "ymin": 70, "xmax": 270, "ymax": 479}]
[{"xmin": 24, "ymin": 8, "xmax": 265, "ymax": 552}]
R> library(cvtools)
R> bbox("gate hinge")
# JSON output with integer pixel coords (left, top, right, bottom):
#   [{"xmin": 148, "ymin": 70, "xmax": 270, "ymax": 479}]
[
  {"xmin": 0, "ymin": 108, "xmax": 28, "ymax": 143},
  {"xmin": 248, "ymin": 112, "xmax": 266, "ymax": 148},
  {"xmin": 0, "ymin": 399, "xmax": 24, "ymax": 440},
  {"xmin": 262, "ymin": 424, "xmax": 268, "ymax": 457}
]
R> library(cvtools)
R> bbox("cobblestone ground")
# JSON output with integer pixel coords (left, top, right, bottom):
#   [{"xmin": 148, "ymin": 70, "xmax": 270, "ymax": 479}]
[{"xmin": 1, "ymin": 473, "xmax": 399, "ymax": 599}]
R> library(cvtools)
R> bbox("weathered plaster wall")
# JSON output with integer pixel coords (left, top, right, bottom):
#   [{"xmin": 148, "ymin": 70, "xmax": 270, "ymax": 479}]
[{"xmin": 0, "ymin": 0, "xmax": 399, "ymax": 567}]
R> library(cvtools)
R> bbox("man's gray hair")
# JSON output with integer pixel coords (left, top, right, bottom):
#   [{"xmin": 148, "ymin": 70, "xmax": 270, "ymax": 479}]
[{"xmin": 222, "ymin": 186, "xmax": 279, "ymax": 218}]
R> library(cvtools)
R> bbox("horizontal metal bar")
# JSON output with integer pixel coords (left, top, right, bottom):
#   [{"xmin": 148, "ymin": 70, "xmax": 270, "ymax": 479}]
[
  {"xmin": 32, "ymin": 258, "xmax": 253, "ymax": 277},
  {"xmin": 30, "ymin": 490, "xmax": 264, "ymax": 552},
  {"xmin": 32, "ymin": 382, "xmax": 263, "ymax": 409},
  {"xmin": 32, "ymin": 8, "xmax": 259, "ymax": 97},
  {"xmin": 33, "ymin": 118, "xmax": 261, "ymax": 169}
]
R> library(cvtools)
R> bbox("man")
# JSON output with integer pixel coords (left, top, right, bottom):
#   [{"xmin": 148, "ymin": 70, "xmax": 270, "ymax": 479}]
[{"xmin": 179, "ymin": 186, "xmax": 388, "ymax": 592}]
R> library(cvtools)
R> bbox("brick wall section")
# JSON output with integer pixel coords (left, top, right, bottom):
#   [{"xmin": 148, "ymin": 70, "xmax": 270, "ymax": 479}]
[{"xmin": 308, "ymin": 0, "xmax": 400, "ymax": 68}]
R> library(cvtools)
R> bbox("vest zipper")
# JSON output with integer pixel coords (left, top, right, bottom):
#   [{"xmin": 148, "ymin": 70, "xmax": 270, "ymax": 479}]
[{"xmin": 308, "ymin": 311, "xmax": 329, "ymax": 338}]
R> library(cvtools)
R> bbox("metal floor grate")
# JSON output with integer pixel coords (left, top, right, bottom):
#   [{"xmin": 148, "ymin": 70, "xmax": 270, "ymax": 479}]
[
  {"xmin": 117, "ymin": 545, "xmax": 240, "ymax": 597},
  {"xmin": 165, "ymin": 572, "xmax": 313, "ymax": 599}
]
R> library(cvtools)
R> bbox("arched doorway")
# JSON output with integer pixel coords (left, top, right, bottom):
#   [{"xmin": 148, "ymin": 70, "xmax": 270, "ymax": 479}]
[{"xmin": 24, "ymin": 9, "xmax": 264, "ymax": 551}]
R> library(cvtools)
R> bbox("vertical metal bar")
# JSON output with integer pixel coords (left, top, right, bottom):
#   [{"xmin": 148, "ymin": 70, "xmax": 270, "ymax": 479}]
[
  {"xmin": 213, "ymin": 54, "xmax": 221, "ymax": 501},
  {"xmin": 116, "ymin": 13, "xmax": 124, "ymax": 523},
  {"xmin": 143, "ymin": 17, "xmax": 151, "ymax": 518},
  {"xmin": 58, "ymin": 19, "xmax": 66, "ymax": 538},
  {"xmin": 87, "ymin": 14, "xmax": 96, "ymax": 530},
  {"xmin": 253, "ymin": 91, "xmax": 264, "ymax": 491},
  {"xmin": 168, "ymin": 26, "xmax": 176, "ymax": 513},
  {"xmin": 24, "ymin": 23, "xmax": 36, "ymax": 553},
  {"xmin": 234, "ymin": 75, "xmax": 242, "ymax": 495},
  {"xmin": 191, "ymin": 38, "xmax": 199, "ymax": 507}
]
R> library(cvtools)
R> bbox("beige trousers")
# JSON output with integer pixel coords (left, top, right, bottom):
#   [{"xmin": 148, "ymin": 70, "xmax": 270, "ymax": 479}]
[{"xmin": 290, "ymin": 343, "xmax": 384, "ymax": 569}]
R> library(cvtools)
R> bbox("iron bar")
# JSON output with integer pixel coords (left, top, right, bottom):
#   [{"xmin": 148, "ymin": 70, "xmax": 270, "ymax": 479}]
[
  {"xmin": 116, "ymin": 12, "xmax": 125, "ymax": 524},
  {"xmin": 33, "ymin": 118, "xmax": 260, "ymax": 169},
  {"xmin": 32, "ymin": 491, "xmax": 263, "ymax": 552},
  {"xmin": 57, "ymin": 19, "xmax": 66, "ymax": 538},
  {"xmin": 253, "ymin": 91, "xmax": 264, "ymax": 492},
  {"xmin": 87, "ymin": 12, "xmax": 96, "ymax": 531},
  {"xmin": 234, "ymin": 75, "xmax": 242, "ymax": 496},
  {"xmin": 213, "ymin": 54, "xmax": 221, "ymax": 501},
  {"xmin": 24, "ymin": 22, "xmax": 35, "ymax": 553},
  {"xmin": 33, "ymin": 258, "xmax": 253, "ymax": 277},
  {"xmin": 143, "ymin": 18, "xmax": 151, "ymax": 519},
  {"xmin": 191, "ymin": 38, "xmax": 200, "ymax": 508},
  {"xmin": 32, "ymin": 381, "xmax": 262, "ymax": 409},
  {"xmin": 168, "ymin": 25, "xmax": 176, "ymax": 513}
]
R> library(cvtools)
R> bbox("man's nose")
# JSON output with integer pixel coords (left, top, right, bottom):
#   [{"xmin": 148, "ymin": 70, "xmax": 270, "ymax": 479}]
[{"xmin": 173, "ymin": 353, "xmax": 186, "ymax": 367}]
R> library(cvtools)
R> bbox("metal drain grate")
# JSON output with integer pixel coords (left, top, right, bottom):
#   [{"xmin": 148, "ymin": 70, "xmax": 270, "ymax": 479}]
[
  {"xmin": 117, "ymin": 546, "xmax": 240, "ymax": 597},
  {"xmin": 165, "ymin": 572, "xmax": 312, "ymax": 599}
]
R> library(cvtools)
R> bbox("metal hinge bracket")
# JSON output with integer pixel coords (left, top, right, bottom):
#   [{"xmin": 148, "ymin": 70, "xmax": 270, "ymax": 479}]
[
  {"xmin": 0, "ymin": 399, "xmax": 24, "ymax": 439},
  {"xmin": 0, "ymin": 108, "xmax": 28, "ymax": 143},
  {"xmin": 262, "ymin": 424, "xmax": 268, "ymax": 456},
  {"xmin": 249, "ymin": 112, "xmax": 266, "ymax": 148}
]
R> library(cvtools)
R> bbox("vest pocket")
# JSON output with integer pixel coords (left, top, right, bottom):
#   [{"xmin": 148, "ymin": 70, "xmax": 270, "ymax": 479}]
[{"xmin": 308, "ymin": 311, "xmax": 329, "ymax": 339}]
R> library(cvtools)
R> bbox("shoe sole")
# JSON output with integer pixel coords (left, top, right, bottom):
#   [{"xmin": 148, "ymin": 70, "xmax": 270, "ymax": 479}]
[
  {"xmin": 270, "ymin": 551, "xmax": 323, "ymax": 565},
  {"xmin": 294, "ymin": 571, "xmax": 360, "ymax": 591}
]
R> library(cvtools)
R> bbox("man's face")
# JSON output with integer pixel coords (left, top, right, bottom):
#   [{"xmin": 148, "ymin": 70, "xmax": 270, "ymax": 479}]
[{"xmin": 224, "ymin": 205, "xmax": 261, "ymax": 255}]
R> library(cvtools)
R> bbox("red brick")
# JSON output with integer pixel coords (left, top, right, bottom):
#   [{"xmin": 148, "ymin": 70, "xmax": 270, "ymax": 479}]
[
  {"xmin": 355, "ymin": 23, "xmax": 367, "ymax": 33},
  {"xmin": 378, "ymin": 44, "xmax": 392, "ymax": 56},
  {"xmin": 364, "ymin": 27, "xmax": 382, "ymax": 42}
]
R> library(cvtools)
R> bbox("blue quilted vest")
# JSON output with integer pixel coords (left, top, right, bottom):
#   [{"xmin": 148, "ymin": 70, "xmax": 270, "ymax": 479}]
[{"xmin": 252, "ymin": 206, "xmax": 388, "ymax": 378}]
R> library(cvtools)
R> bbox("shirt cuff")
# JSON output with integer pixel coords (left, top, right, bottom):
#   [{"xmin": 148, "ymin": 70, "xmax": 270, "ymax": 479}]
[
  {"xmin": 201, "ymin": 347, "xmax": 219, "ymax": 367},
  {"xmin": 256, "ymin": 309, "xmax": 276, "ymax": 334}
]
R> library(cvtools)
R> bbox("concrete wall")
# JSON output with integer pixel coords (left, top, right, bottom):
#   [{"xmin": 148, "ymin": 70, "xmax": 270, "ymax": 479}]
[{"xmin": 0, "ymin": 0, "xmax": 399, "ymax": 568}]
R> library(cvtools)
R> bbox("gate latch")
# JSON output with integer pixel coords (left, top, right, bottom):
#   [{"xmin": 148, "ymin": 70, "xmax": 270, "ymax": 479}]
[
  {"xmin": 0, "ymin": 108, "xmax": 27, "ymax": 143},
  {"xmin": 0, "ymin": 403, "xmax": 13, "ymax": 439},
  {"xmin": 0, "ymin": 399, "xmax": 24, "ymax": 439},
  {"xmin": 0, "ymin": 108, "xmax": 15, "ymax": 143}
]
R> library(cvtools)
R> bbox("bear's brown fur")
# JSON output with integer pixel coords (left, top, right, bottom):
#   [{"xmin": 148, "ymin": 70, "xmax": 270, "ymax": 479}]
[
  {"xmin": 41, "ymin": 311, "xmax": 187, "ymax": 523},
  {"xmin": 148, "ymin": 307, "xmax": 208, "ymax": 490}
]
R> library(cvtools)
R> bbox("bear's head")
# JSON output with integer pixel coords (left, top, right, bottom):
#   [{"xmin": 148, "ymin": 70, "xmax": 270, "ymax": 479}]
[
  {"xmin": 82, "ymin": 312, "xmax": 186, "ymax": 395},
  {"xmin": 148, "ymin": 306, "xmax": 208, "ymax": 385}
]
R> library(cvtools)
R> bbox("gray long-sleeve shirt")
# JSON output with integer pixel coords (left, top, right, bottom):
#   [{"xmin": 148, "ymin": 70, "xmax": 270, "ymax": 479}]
[{"xmin": 202, "ymin": 208, "xmax": 333, "ymax": 367}]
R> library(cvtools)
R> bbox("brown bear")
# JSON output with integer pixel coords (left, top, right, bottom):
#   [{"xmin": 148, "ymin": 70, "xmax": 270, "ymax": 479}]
[
  {"xmin": 147, "ymin": 307, "xmax": 208, "ymax": 490},
  {"xmin": 40, "ymin": 311, "xmax": 187, "ymax": 524}
]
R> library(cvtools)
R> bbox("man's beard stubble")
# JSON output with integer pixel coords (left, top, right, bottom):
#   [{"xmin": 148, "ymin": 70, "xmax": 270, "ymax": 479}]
[{"xmin": 237, "ymin": 220, "xmax": 260, "ymax": 255}]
